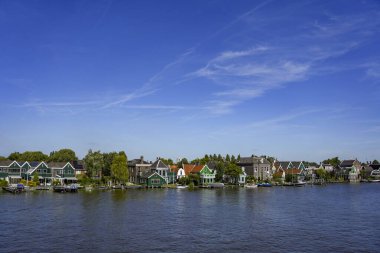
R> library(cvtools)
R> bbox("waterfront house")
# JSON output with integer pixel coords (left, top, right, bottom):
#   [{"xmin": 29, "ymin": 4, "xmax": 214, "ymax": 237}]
[
  {"xmin": 141, "ymin": 171, "xmax": 167, "ymax": 188},
  {"xmin": 237, "ymin": 156, "xmax": 272, "ymax": 180},
  {"xmin": 272, "ymin": 160, "xmax": 306, "ymax": 181},
  {"xmin": 0, "ymin": 160, "xmax": 23, "ymax": 184},
  {"xmin": 339, "ymin": 159, "xmax": 361, "ymax": 182},
  {"xmin": 150, "ymin": 159, "xmax": 170, "ymax": 183},
  {"xmin": 48, "ymin": 162, "xmax": 77, "ymax": 184},
  {"xmin": 190, "ymin": 164, "xmax": 216, "ymax": 185},
  {"xmin": 170, "ymin": 165, "xmax": 186, "ymax": 181},
  {"xmin": 27, "ymin": 161, "xmax": 52, "ymax": 184},
  {"xmin": 127, "ymin": 156, "xmax": 151, "ymax": 184}
]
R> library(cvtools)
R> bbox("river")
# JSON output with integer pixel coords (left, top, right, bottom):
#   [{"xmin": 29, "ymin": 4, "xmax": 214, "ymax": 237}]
[{"xmin": 1, "ymin": 183, "xmax": 379, "ymax": 252}]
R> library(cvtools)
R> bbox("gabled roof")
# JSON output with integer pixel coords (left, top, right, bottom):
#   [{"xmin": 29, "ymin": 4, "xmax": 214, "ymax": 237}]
[
  {"xmin": 292, "ymin": 162, "xmax": 302, "ymax": 169},
  {"xmin": 0, "ymin": 160, "xmax": 13, "ymax": 166},
  {"xmin": 71, "ymin": 160, "xmax": 85, "ymax": 170},
  {"xmin": 285, "ymin": 168, "xmax": 301, "ymax": 175},
  {"xmin": 141, "ymin": 171, "xmax": 165, "ymax": 179},
  {"xmin": 361, "ymin": 165, "xmax": 373, "ymax": 172},
  {"xmin": 238, "ymin": 157, "xmax": 270, "ymax": 165},
  {"xmin": 150, "ymin": 159, "xmax": 169, "ymax": 170},
  {"xmin": 183, "ymin": 164, "xmax": 195, "ymax": 175},
  {"xmin": 279, "ymin": 162, "xmax": 291, "ymax": 169},
  {"xmin": 191, "ymin": 165, "xmax": 205, "ymax": 173},
  {"xmin": 340, "ymin": 160, "xmax": 356, "ymax": 167},
  {"xmin": 47, "ymin": 162, "xmax": 67, "ymax": 168},
  {"xmin": 30, "ymin": 161, "xmax": 40, "ymax": 167},
  {"xmin": 128, "ymin": 158, "xmax": 150, "ymax": 166}
]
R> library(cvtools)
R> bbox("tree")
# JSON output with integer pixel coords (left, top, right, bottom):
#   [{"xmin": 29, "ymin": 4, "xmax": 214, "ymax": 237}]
[
  {"xmin": 214, "ymin": 162, "xmax": 226, "ymax": 182},
  {"xmin": 224, "ymin": 163, "xmax": 242, "ymax": 184},
  {"xmin": 84, "ymin": 150, "xmax": 104, "ymax": 179},
  {"xmin": 111, "ymin": 152, "xmax": 128, "ymax": 185},
  {"xmin": 323, "ymin": 157, "xmax": 341, "ymax": 168},
  {"xmin": 17, "ymin": 151, "xmax": 48, "ymax": 161},
  {"xmin": 372, "ymin": 159, "xmax": 379, "ymax": 164},
  {"xmin": 8, "ymin": 152, "xmax": 21, "ymax": 160},
  {"xmin": 315, "ymin": 168, "xmax": 327, "ymax": 180},
  {"xmin": 231, "ymin": 155, "xmax": 236, "ymax": 163},
  {"xmin": 225, "ymin": 154, "xmax": 231, "ymax": 162},
  {"xmin": 49, "ymin": 149, "xmax": 77, "ymax": 162},
  {"xmin": 176, "ymin": 158, "xmax": 188, "ymax": 167},
  {"xmin": 102, "ymin": 152, "xmax": 118, "ymax": 177},
  {"xmin": 33, "ymin": 172, "xmax": 40, "ymax": 185},
  {"xmin": 0, "ymin": 156, "xmax": 7, "ymax": 161}
]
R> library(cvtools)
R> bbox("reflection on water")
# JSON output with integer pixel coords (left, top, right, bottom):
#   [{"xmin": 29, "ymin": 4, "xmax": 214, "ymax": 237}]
[{"xmin": 1, "ymin": 184, "xmax": 380, "ymax": 252}]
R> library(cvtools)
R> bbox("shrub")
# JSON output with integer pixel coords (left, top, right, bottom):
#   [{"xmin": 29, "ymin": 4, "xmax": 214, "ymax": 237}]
[{"xmin": 0, "ymin": 180, "xmax": 8, "ymax": 187}]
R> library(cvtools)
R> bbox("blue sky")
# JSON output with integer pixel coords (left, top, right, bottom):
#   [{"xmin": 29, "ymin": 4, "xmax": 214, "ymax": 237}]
[{"xmin": 1, "ymin": 0, "xmax": 380, "ymax": 162}]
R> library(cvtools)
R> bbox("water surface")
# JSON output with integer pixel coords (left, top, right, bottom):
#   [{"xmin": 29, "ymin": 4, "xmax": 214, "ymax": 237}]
[{"xmin": 1, "ymin": 184, "xmax": 379, "ymax": 252}]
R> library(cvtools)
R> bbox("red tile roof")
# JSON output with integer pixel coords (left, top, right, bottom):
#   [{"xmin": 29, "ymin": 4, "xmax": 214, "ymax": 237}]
[{"xmin": 191, "ymin": 165, "xmax": 204, "ymax": 173}]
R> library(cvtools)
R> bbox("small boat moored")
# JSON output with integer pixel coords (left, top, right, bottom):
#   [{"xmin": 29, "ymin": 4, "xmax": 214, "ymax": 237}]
[
  {"xmin": 244, "ymin": 184, "xmax": 258, "ymax": 189},
  {"xmin": 257, "ymin": 183, "xmax": 272, "ymax": 187},
  {"xmin": 2, "ymin": 184, "xmax": 25, "ymax": 194}
]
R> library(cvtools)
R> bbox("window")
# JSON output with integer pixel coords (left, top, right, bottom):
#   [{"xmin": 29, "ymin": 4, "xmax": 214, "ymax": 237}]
[{"xmin": 151, "ymin": 179, "xmax": 161, "ymax": 184}]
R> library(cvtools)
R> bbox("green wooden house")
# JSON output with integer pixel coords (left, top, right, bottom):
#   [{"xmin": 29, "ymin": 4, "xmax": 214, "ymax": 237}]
[{"xmin": 141, "ymin": 171, "xmax": 166, "ymax": 188}]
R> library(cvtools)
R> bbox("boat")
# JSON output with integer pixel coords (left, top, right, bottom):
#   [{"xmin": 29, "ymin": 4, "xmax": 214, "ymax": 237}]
[
  {"xmin": 125, "ymin": 185, "xmax": 143, "ymax": 189},
  {"xmin": 244, "ymin": 184, "xmax": 258, "ymax": 189},
  {"xmin": 368, "ymin": 179, "xmax": 380, "ymax": 183},
  {"xmin": 257, "ymin": 183, "xmax": 272, "ymax": 187},
  {"xmin": 65, "ymin": 184, "xmax": 78, "ymax": 193},
  {"xmin": 53, "ymin": 185, "xmax": 66, "ymax": 193},
  {"xmin": 2, "ymin": 184, "xmax": 25, "ymax": 193},
  {"xmin": 176, "ymin": 185, "xmax": 188, "ymax": 189},
  {"xmin": 208, "ymin": 183, "xmax": 225, "ymax": 188},
  {"xmin": 53, "ymin": 184, "xmax": 78, "ymax": 193}
]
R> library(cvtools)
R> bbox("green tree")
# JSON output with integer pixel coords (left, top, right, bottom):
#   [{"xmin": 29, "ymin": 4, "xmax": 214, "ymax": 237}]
[
  {"xmin": 323, "ymin": 157, "xmax": 341, "ymax": 168},
  {"xmin": 315, "ymin": 168, "xmax": 327, "ymax": 180},
  {"xmin": 49, "ymin": 149, "xmax": 77, "ymax": 162},
  {"xmin": 84, "ymin": 149, "xmax": 104, "ymax": 179},
  {"xmin": 231, "ymin": 155, "xmax": 236, "ymax": 163},
  {"xmin": 372, "ymin": 159, "xmax": 379, "ymax": 164},
  {"xmin": 17, "ymin": 151, "xmax": 48, "ymax": 161},
  {"xmin": 8, "ymin": 152, "xmax": 21, "ymax": 160},
  {"xmin": 214, "ymin": 162, "xmax": 226, "ymax": 182},
  {"xmin": 102, "ymin": 152, "xmax": 118, "ymax": 177},
  {"xmin": 111, "ymin": 152, "xmax": 128, "ymax": 184},
  {"xmin": 225, "ymin": 154, "xmax": 231, "ymax": 162},
  {"xmin": 224, "ymin": 163, "xmax": 242, "ymax": 184},
  {"xmin": 33, "ymin": 172, "xmax": 40, "ymax": 185},
  {"xmin": 176, "ymin": 158, "xmax": 189, "ymax": 167}
]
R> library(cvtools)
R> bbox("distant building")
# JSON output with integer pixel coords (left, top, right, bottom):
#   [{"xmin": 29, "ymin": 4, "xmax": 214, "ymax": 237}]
[
  {"xmin": 237, "ymin": 156, "xmax": 272, "ymax": 180},
  {"xmin": 339, "ymin": 159, "xmax": 361, "ymax": 182},
  {"xmin": 127, "ymin": 156, "xmax": 151, "ymax": 184}
]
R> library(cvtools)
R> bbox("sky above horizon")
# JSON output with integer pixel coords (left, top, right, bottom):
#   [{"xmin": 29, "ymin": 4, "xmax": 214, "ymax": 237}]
[{"xmin": 1, "ymin": 0, "xmax": 380, "ymax": 162}]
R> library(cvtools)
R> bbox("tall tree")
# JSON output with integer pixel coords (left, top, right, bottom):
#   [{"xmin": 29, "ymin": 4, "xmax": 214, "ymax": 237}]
[
  {"xmin": 323, "ymin": 157, "xmax": 341, "ymax": 168},
  {"xmin": 102, "ymin": 152, "xmax": 118, "ymax": 177},
  {"xmin": 8, "ymin": 152, "xmax": 21, "ymax": 160},
  {"xmin": 84, "ymin": 150, "xmax": 104, "ymax": 178},
  {"xmin": 111, "ymin": 152, "xmax": 128, "ymax": 184},
  {"xmin": 49, "ymin": 149, "xmax": 77, "ymax": 162},
  {"xmin": 225, "ymin": 154, "xmax": 231, "ymax": 162},
  {"xmin": 0, "ymin": 156, "xmax": 7, "ymax": 161},
  {"xmin": 372, "ymin": 159, "xmax": 379, "ymax": 164},
  {"xmin": 17, "ymin": 151, "xmax": 49, "ymax": 161},
  {"xmin": 224, "ymin": 163, "xmax": 242, "ymax": 184}
]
